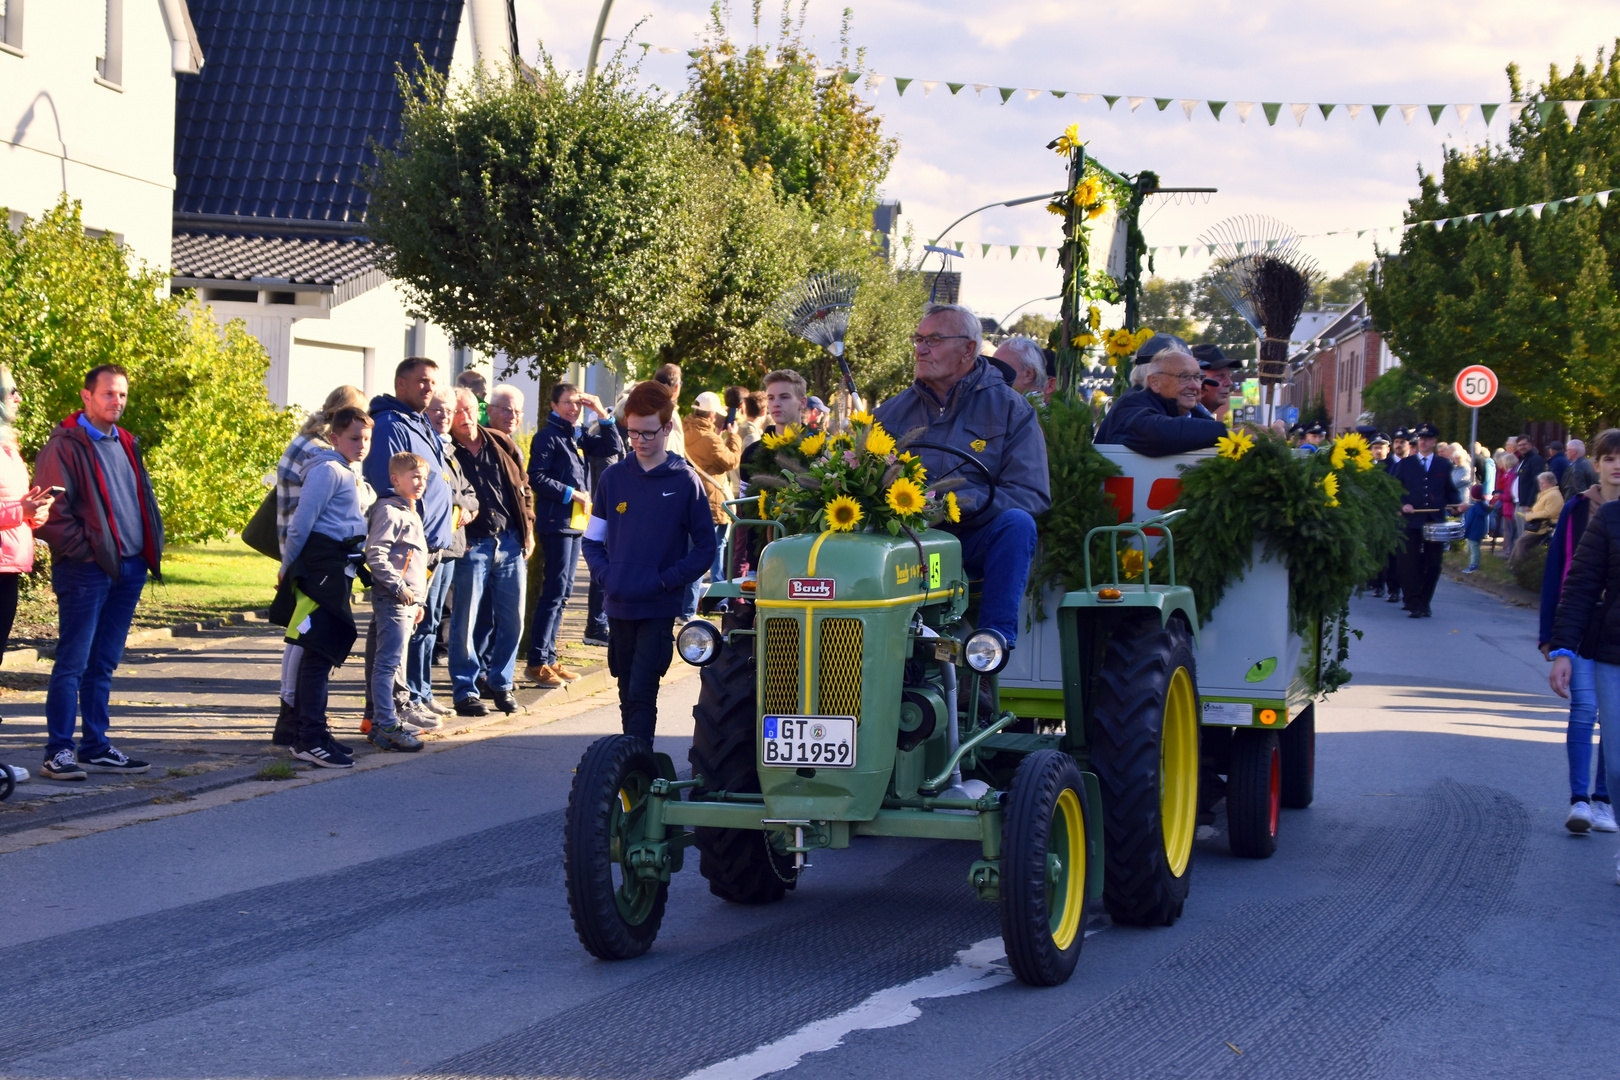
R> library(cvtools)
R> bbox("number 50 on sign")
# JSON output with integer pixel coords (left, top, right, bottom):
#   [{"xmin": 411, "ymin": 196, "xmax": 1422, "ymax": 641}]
[{"xmin": 1454, "ymin": 365, "xmax": 1498, "ymax": 408}]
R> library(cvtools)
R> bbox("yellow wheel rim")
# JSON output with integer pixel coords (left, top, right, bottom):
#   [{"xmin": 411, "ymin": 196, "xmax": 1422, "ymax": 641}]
[
  {"xmin": 1160, "ymin": 666, "xmax": 1198, "ymax": 877},
  {"xmin": 1049, "ymin": 787, "xmax": 1086, "ymax": 950}
]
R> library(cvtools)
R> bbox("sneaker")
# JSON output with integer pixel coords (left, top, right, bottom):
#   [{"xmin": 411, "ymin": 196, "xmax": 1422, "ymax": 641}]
[
  {"xmin": 1592, "ymin": 801, "xmax": 1618, "ymax": 833},
  {"xmin": 1462, "ymin": 566, "xmax": 1477, "ymax": 574},
  {"xmin": 40, "ymin": 749, "xmax": 84, "ymax": 781},
  {"xmin": 81, "ymin": 747, "xmax": 150, "ymax": 774},
  {"xmin": 551, "ymin": 663, "xmax": 582, "ymax": 681},
  {"xmin": 368, "ymin": 724, "xmax": 423, "ymax": 753},
  {"xmin": 526, "ymin": 663, "xmax": 564, "ymax": 689},
  {"xmin": 1, "ymin": 763, "xmax": 29, "ymax": 783},
  {"xmin": 582, "ymin": 635, "xmax": 611, "ymax": 648},
  {"xmin": 492, "ymin": 689, "xmax": 519, "ymax": 714},
  {"xmin": 422, "ymin": 697, "xmax": 451, "ymax": 716},
  {"xmin": 400, "ymin": 701, "xmax": 443, "ymax": 732},
  {"xmin": 454, "ymin": 696, "xmax": 490, "ymax": 717},
  {"xmin": 292, "ymin": 742, "xmax": 354, "ymax": 769},
  {"xmin": 1567, "ymin": 800, "xmax": 1594, "ymax": 834}
]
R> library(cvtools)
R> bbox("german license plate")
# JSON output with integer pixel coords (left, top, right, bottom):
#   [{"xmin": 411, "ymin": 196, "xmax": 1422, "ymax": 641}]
[
  {"xmin": 761, "ymin": 716, "xmax": 857, "ymax": 768},
  {"xmin": 1201, "ymin": 700, "xmax": 1253, "ymax": 726}
]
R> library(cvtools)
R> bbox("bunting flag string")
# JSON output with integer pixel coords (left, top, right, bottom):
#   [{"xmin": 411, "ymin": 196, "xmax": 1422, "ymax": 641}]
[{"xmin": 629, "ymin": 41, "xmax": 1615, "ymax": 130}]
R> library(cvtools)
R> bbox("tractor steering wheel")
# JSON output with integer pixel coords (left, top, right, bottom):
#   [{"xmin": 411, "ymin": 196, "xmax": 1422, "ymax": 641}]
[{"xmin": 908, "ymin": 441, "xmax": 999, "ymax": 528}]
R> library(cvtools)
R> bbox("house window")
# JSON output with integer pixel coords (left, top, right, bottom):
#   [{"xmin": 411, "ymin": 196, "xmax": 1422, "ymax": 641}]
[
  {"xmin": 95, "ymin": 0, "xmax": 121, "ymax": 87},
  {"xmin": 0, "ymin": 0, "xmax": 24, "ymax": 55}
]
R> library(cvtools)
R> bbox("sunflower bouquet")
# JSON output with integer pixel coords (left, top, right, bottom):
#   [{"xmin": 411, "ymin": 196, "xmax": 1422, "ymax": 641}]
[{"xmin": 749, "ymin": 412, "xmax": 963, "ymax": 537}]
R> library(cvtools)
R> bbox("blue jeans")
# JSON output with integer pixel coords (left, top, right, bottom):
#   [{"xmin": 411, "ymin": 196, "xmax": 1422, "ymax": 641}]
[
  {"xmin": 405, "ymin": 560, "xmax": 453, "ymax": 702},
  {"xmin": 710, "ymin": 523, "xmax": 728, "ymax": 582},
  {"xmin": 1581, "ymin": 660, "xmax": 1620, "ymax": 803},
  {"xmin": 45, "ymin": 556, "xmax": 148, "ymax": 758},
  {"xmin": 529, "ymin": 532, "xmax": 580, "ymax": 666},
  {"xmin": 451, "ymin": 530, "xmax": 527, "ymax": 698},
  {"xmin": 955, "ymin": 508, "xmax": 1038, "ymax": 648}
]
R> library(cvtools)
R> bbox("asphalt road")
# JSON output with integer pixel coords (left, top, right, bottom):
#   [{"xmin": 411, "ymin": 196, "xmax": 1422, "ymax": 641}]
[{"xmin": 1, "ymin": 575, "xmax": 1615, "ymax": 1079}]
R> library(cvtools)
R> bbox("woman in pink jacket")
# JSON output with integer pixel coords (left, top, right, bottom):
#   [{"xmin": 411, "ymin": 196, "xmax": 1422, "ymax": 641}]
[{"xmin": 0, "ymin": 367, "xmax": 57, "ymax": 792}]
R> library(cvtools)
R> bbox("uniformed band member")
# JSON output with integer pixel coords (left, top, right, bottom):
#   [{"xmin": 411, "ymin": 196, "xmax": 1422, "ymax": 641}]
[
  {"xmin": 1390, "ymin": 427, "xmax": 1411, "ymax": 460},
  {"xmin": 1391, "ymin": 421, "xmax": 1463, "ymax": 618},
  {"xmin": 1366, "ymin": 432, "xmax": 1394, "ymax": 597},
  {"xmin": 1381, "ymin": 431, "xmax": 1405, "ymax": 605},
  {"xmin": 1300, "ymin": 420, "xmax": 1327, "ymax": 452}
]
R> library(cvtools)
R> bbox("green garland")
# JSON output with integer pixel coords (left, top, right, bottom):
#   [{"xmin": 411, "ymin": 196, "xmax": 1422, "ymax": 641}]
[
  {"xmin": 1168, "ymin": 432, "xmax": 1404, "ymax": 693},
  {"xmin": 1029, "ymin": 393, "xmax": 1122, "ymax": 614}
]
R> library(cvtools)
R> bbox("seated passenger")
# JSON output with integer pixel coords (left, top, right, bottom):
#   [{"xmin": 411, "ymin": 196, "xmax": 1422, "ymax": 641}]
[
  {"xmin": 1093, "ymin": 340, "xmax": 1227, "ymax": 457},
  {"xmin": 874, "ymin": 303, "xmax": 1050, "ymax": 650},
  {"xmin": 1191, "ymin": 343, "xmax": 1239, "ymax": 422}
]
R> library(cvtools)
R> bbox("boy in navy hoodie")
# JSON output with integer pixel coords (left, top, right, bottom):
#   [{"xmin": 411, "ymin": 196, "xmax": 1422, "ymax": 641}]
[{"xmin": 582, "ymin": 382, "xmax": 715, "ymax": 742}]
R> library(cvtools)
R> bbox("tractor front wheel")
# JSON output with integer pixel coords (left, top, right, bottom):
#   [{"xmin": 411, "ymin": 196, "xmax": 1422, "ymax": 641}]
[
  {"xmin": 1278, "ymin": 703, "xmax": 1315, "ymax": 809},
  {"xmin": 1227, "ymin": 728, "xmax": 1281, "ymax": 859},
  {"xmin": 1090, "ymin": 614, "xmax": 1200, "ymax": 926},
  {"xmin": 564, "ymin": 735, "xmax": 669, "ymax": 960},
  {"xmin": 689, "ymin": 616, "xmax": 796, "ymax": 904},
  {"xmin": 1000, "ymin": 750, "xmax": 1090, "ymax": 987}
]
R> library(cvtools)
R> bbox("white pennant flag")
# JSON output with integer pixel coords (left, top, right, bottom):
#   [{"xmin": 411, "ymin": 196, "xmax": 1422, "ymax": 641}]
[
  {"xmin": 1180, "ymin": 99, "xmax": 1199, "ymax": 120},
  {"xmin": 1077, "ymin": 93, "xmax": 1094, "ymax": 103},
  {"xmin": 1564, "ymin": 100, "xmax": 1587, "ymax": 123},
  {"xmin": 972, "ymin": 82, "xmax": 990, "ymax": 97},
  {"xmin": 1398, "ymin": 104, "xmax": 1419, "ymax": 125},
  {"xmin": 1530, "ymin": 203, "xmax": 1546, "ymax": 218},
  {"xmin": 815, "ymin": 67, "xmax": 837, "ymax": 78},
  {"xmin": 657, "ymin": 46, "xmax": 678, "ymax": 54},
  {"xmin": 1128, "ymin": 96, "xmax": 1146, "ymax": 111},
  {"xmin": 922, "ymin": 80, "xmax": 939, "ymax": 97},
  {"xmin": 1455, "ymin": 103, "xmax": 1473, "ymax": 125},
  {"xmin": 1432, "ymin": 219, "xmax": 1445, "ymax": 231},
  {"xmin": 762, "ymin": 59, "xmax": 783, "ymax": 70},
  {"xmin": 1025, "ymin": 88, "xmax": 1042, "ymax": 101},
  {"xmin": 1599, "ymin": 190, "xmax": 1612, "ymax": 208},
  {"xmin": 1347, "ymin": 104, "xmax": 1365, "ymax": 120},
  {"xmin": 866, "ymin": 73, "xmax": 887, "ymax": 91},
  {"xmin": 1466, "ymin": 213, "xmax": 1480, "ymax": 222},
  {"xmin": 1290, "ymin": 103, "xmax": 1309, "ymax": 126},
  {"xmin": 1234, "ymin": 101, "xmax": 1256, "ymax": 123},
  {"xmin": 1506, "ymin": 102, "xmax": 1527, "ymax": 123}
]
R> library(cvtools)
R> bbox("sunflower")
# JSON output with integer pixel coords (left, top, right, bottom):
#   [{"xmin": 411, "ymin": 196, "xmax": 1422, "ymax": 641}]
[
  {"xmin": 757, "ymin": 492, "xmax": 768, "ymax": 519},
  {"xmin": 1071, "ymin": 332, "xmax": 1098, "ymax": 349},
  {"xmin": 1215, "ymin": 430, "xmax": 1255, "ymax": 460},
  {"xmin": 1088, "ymin": 305, "xmax": 1101, "ymax": 331},
  {"xmin": 826, "ymin": 495, "xmax": 864, "ymax": 532},
  {"xmin": 850, "ymin": 410, "xmax": 874, "ymax": 426},
  {"xmin": 1319, "ymin": 471, "xmax": 1340, "ymax": 508},
  {"xmin": 1054, "ymin": 123, "xmax": 1081, "ymax": 155},
  {"xmin": 1330, "ymin": 431, "xmax": 1374, "ymax": 471},
  {"xmin": 798, "ymin": 432, "xmax": 827, "ymax": 457},
  {"xmin": 1120, "ymin": 548, "xmax": 1145, "ymax": 579},
  {"xmin": 1086, "ymin": 204, "xmax": 1107, "ymax": 220},
  {"xmin": 944, "ymin": 491, "xmax": 961, "ymax": 523},
  {"xmin": 865, "ymin": 423, "xmax": 897, "ymax": 457},
  {"xmin": 1073, "ymin": 177, "xmax": 1102, "ymax": 207},
  {"xmin": 761, "ymin": 430, "xmax": 790, "ymax": 449},
  {"xmin": 1045, "ymin": 201, "xmax": 1067, "ymax": 217},
  {"xmin": 885, "ymin": 477, "xmax": 926, "ymax": 516}
]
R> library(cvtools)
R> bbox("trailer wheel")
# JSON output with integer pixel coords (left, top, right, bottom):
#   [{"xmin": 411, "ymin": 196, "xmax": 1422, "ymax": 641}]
[
  {"xmin": 1278, "ymin": 703, "xmax": 1315, "ymax": 809},
  {"xmin": 1090, "ymin": 614, "xmax": 1199, "ymax": 926},
  {"xmin": 689, "ymin": 615, "xmax": 795, "ymax": 904},
  {"xmin": 1228, "ymin": 728, "xmax": 1281, "ymax": 859},
  {"xmin": 564, "ymin": 735, "xmax": 668, "ymax": 960},
  {"xmin": 1001, "ymin": 750, "xmax": 1090, "ymax": 987}
]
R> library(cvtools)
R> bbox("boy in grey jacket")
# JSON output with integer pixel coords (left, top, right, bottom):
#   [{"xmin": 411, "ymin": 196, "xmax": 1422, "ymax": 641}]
[{"xmin": 365, "ymin": 452, "xmax": 431, "ymax": 752}]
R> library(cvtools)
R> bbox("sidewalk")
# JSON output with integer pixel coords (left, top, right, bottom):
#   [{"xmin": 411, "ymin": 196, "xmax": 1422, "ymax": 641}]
[{"xmin": 0, "ymin": 562, "xmax": 616, "ymax": 833}]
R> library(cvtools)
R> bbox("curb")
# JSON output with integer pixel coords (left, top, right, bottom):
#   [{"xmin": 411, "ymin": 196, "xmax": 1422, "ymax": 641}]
[
  {"xmin": 1443, "ymin": 566, "xmax": 1538, "ymax": 608},
  {"xmin": 1, "ymin": 608, "xmax": 274, "ymax": 670}
]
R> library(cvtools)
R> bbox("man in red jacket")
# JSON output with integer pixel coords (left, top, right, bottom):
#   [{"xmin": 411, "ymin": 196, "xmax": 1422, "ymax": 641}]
[{"xmin": 32, "ymin": 364, "xmax": 165, "ymax": 781}]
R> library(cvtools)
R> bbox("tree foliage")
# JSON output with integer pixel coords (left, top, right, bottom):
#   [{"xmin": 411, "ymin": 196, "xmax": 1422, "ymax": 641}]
[
  {"xmin": 1139, "ymin": 278, "xmax": 1197, "ymax": 340},
  {"xmin": 1006, "ymin": 312, "xmax": 1058, "ymax": 343},
  {"xmin": 1368, "ymin": 44, "xmax": 1620, "ymax": 434},
  {"xmin": 1138, "ymin": 271, "xmax": 1256, "ymax": 358},
  {"xmin": 367, "ymin": 52, "xmax": 716, "ymax": 377},
  {"xmin": 0, "ymin": 197, "xmax": 299, "ymax": 542}
]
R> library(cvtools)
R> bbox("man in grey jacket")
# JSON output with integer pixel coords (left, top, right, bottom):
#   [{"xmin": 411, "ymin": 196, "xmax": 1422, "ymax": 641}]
[{"xmin": 874, "ymin": 304, "xmax": 1050, "ymax": 648}]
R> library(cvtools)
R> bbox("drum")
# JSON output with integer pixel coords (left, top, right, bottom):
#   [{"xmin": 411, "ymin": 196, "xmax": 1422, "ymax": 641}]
[{"xmin": 1422, "ymin": 520, "xmax": 1465, "ymax": 542}]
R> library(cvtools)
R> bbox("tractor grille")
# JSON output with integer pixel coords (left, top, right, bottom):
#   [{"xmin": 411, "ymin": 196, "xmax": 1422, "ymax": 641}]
[
  {"xmin": 816, "ymin": 618, "xmax": 863, "ymax": 719},
  {"xmin": 763, "ymin": 617, "xmax": 802, "ymax": 714}
]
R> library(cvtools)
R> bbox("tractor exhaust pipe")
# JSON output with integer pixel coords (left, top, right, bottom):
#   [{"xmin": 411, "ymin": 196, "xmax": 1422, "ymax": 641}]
[{"xmin": 939, "ymin": 660, "xmax": 961, "ymax": 791}]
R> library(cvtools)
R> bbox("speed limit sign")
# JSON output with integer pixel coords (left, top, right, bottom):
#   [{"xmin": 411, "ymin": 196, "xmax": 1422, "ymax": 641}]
[{"xmin": 1454, "ymin": 365, "xmax": 1498, "ymax": 408}]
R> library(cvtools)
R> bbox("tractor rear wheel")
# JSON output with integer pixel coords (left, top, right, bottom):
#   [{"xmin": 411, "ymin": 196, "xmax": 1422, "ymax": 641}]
[
  {"xmin": 689, "ymin": 614, "xmax": 796, "ymax": 904},
  {"xmin": 1278, "ymin": 703, "xmax": 1315, "ymax": 809},
  {"xmin": 1000, "ymin": 750, "xmax": 1090, "ymax": 987},
  {"xmin": 1090, "ymin": 614, "xmax": 1199, "ymax": 926},
  {"xmin": 564, "ymin": 735, "xmax": 668, "ymax": 960},
  {"xmin": 1228, "ymin": 728, "xmax": 1281, "ymax": 859}
]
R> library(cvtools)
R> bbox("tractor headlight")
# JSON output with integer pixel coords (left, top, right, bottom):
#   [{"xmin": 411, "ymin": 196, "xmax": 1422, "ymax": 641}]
[
  {"xmin": 962, "ymin": 628, "xmax": 1009, "ymax": 675},
  {"xmin": 676, "ymin": 619, "xmax": 723, "ymax": 666}
]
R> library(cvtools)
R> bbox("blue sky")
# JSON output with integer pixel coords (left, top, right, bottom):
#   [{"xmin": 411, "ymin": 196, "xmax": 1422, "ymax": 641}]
[{"xmin": 518, "ymin": 1, "xmax": 1618, "ymax": 324}]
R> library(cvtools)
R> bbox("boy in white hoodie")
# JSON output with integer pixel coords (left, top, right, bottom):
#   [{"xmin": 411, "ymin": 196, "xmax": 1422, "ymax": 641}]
[{"xmin": 365, "ymin": 453, "xmax": 430, "ymax": 751}]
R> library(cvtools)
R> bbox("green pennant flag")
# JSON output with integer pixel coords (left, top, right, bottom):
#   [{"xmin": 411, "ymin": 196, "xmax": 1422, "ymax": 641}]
[
  {"xmin": 788, "ymin": 63, "xmax": 808, "ymax": 74},
  {"xmin": 1262, "ymin": 102, "xmax": 1282, "ymax": 125},
  {"xmin": 1155, "ymin": 97, "xmax": 1172, "ymax": 111},
  {"xmin": 1319, "ymin": 103, "xmax": 1336, "ymax": 120},
  {"xmin": 1009, "ymin": 246, "xmax": 1019, "ymax": 259},
  {"xmin": 954, "ymin": 241, "xmax": 964, "ymax": 252},
  {"xmin": 1427, "ymin": 104, "xmax": 1446, "ymax": 125},
  {"xmin": 999, "ymin": 87, "xmax": 1016, "ymax": 104},
  {"xmin": 947, "ymin": 82, "xmax": 965, "ymax": 95},
  {"xmin": 1207, "ymin": 100, "xmax": 1227, "ymax": 120},
  {"xmin": 979, "ymin": 244, "xmax": 990, "ymax": 258},
  {"xmin": 840, "ymin": 70, "xmax": 860, "ymax": 84},
  {"xmin": 1037, "ymin": 246, "xmax": 1047, "ymax": 261},
  {"xmin": 1179, "ymin": 245, "xmax": 1188, "ymax": 257},
  {"xmin": 1534, "ymin": 101, "xmax": 1557, "ymax": 124},
  {"xmin": 1266, "ymin": 238, "xmax": 1279, "ymax": 250},
  {"xmin": 1544, "ymin": 200, "xmax": 1560, "ymax": 216},
  {"xmin": 1581, "ymin": 193, "xmax": 1597, "ymax": 207},
  {"xmin": 1479, "ymin": 103, "xmax": 1500, "ymax": 125},
  {"xmin": 1482, "ymin": 211, "xmax": 1497, "ymax": 223},
  {"xmin": 1208, "ymin": 244, "xmax": 1217, "ymax": 255},
  {"xmin": 1371, "ymin": 104, "xmax": 1391, "ymax": 124},
  {"xmin": 894, "ymin": 77, "xmax": 912, "ymax": 95},
  {"xmin": 1103, "ymin": 94, "xmax": 1121, "ymax": 109},
  {"xmin": 1357, "ymin": 230, "xmax": 1366, "ymax": 238},
  {"xmin": 1051, "ymin": 90, "xmax": 1067, "ymax": 99},
  {"xmin": 1593, "ymin": 100, "xmax": 1614, "ymax": 119}
]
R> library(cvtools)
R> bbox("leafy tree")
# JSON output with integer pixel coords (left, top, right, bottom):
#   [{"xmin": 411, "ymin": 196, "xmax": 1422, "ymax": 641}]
[
  {"xmin": 1312, "ymin": 260, "xmax": 1371, "ymax": 308},
  {"xmin": 1139, "ymin": 277, "xmax": 1197, "ymax": 340},
  {"xmin": 1361, "ymin": 362, "xmax": 1529, "ymax": 450},
  {"xmin": 1006, "ymin": 312, "xmax": 1058, "ymax": 343},
  {"xmin": 1190, "ymin": 269, "xmax": 1257, "ymax": 360},
  {"xmin": 0, "ymin": 197, "xmax": 299, "ymax": 542},
  {"xmin": 1368, "ymin": 44, "xmax": 1620, "ymax": 434},
  {"xmin": 367, "ymin": 52, "xmax": 717, "ymax": 378}
]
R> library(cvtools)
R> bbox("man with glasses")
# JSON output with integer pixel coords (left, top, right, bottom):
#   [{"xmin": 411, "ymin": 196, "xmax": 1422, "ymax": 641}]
[
  {"xmin": 1093, "ymin": 339, "xmax": 1227, "ymax": 456},
  {"xmin": 873, "ymin": 303, "xmax": 1050, "ymax": 653},
  {"xmin": 582, "ymin": 382, "xmax": 715, "ymax": 743}
]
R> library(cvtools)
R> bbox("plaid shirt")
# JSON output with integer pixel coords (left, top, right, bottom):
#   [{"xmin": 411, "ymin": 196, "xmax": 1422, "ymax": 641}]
[{"xmin": 275, "ymin": 434, "xmax": 373, "ymax": 547}]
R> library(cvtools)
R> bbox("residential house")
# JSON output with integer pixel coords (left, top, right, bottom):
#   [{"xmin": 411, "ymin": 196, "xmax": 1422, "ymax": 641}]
[
  {"xmin": 1, "ymin": 0, "xmax": 203, "ymax": 261},
  {"xmin": 1283, "ymin": 299, "xmax": 1400, "ymax": 432}
]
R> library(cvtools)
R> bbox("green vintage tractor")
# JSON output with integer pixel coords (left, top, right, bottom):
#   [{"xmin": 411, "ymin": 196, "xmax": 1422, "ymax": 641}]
[{"xmin": 563, "ymin": 449, "xmax": 1203, "ymax": 987}]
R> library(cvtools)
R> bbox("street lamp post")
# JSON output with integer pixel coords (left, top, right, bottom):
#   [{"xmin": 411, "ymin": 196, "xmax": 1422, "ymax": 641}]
[{"xmin": 586, "ymin": 0, "xmax": 616, "ymax": 81}]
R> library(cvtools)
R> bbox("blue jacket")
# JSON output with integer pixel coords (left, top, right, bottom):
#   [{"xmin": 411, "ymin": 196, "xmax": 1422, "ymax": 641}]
[
  {"xmin": 582, "ymin": 452, "xmax": 716, "ymax": 620},
  {"xmin": 281, "ymin": 447, "xmax": 367, "ymax": 577},
  {"xmin": 364, "ymin": 395, "xmax": 452, "ymax": 551},
  {"xmin": 1539, "ymin": 494, "xmax": 1596, "ymax": 645},
  {"xmin": 529, "ymin": 411, "xmax": 623, "ymax": 535},
  {"xmin": 1462, "ymin": 500, "xmax": 1490, "ymax": 542},
  {"xmin": 1093, "ymin": 386, "xmax": 1226, "ymax": 457}
]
